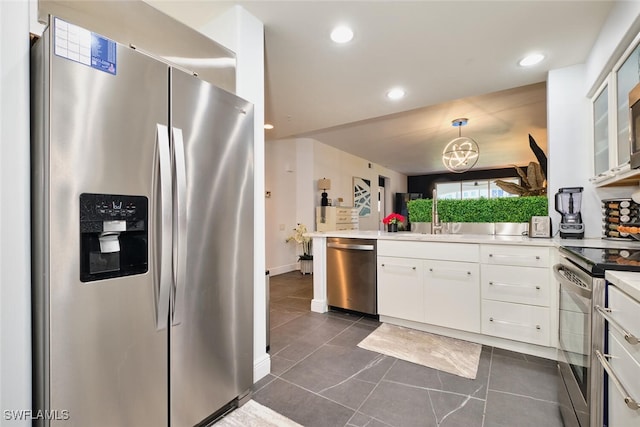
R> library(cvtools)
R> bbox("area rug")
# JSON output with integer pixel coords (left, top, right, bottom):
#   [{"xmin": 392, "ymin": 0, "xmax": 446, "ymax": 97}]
[
  {"xmin": 216, "ymin": 400, "xmax": 302, "ymax": 427},
  {"xmin": 357, "ymin": 323, "xmax": 482, "ymax": 379}
]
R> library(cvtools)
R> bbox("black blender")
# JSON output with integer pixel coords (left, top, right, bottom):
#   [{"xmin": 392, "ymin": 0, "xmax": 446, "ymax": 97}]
[{"xmin": 555, "ymin": 187, "xmax": 585, "ymax": 239}]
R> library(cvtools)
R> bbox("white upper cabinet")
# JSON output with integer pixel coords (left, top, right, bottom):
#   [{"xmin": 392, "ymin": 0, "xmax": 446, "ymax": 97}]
[
  {"xmin": 615, "ymin": 42, "xmax": 640, "ymax": 166},
  {"xmin": 593, "ymin": 82, "xmax": 610, "ymax": 177},
  {"xmin": 591, "ymin": 34, "xmax": 640, "ymax": 186}
]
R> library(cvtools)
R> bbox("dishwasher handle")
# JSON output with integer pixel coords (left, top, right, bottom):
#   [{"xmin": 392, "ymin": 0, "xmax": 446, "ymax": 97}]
[{"xmin": 327, "ymin": 242, "xmax": 375, "ymax": 251}]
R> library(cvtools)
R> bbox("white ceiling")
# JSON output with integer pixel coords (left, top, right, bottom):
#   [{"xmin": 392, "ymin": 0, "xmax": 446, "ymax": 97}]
[{"xmin": 150, "ymin": 0, "xmax": 614, "ymax": 175}]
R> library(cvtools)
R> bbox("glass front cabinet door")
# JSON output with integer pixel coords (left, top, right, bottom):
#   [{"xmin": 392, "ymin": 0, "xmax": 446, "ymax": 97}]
[
  {"xmin": 615, "ymin": 42, "xmax": 640, "ymax": 166},
  {"xmin": 590, "ymin": 34, "xmax": 640, "ymax": 185},
  {"xmin": 593, "ymin": 83, "xmax": 610, "ymax": 178}
]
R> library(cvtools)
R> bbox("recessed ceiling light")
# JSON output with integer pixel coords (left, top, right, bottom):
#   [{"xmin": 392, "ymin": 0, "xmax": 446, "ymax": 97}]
[
  {"xmin": 386, "ymin": 88, "xmax": 406, "ymax": 100},
  {"xmin": 330, "ymin": 26, "xmax": 354, "ymax": 44},
  {"xmin": 519, "ymin": 53, "xmax": 545, "ymax": 67},
  {"xmin": 264, "ymin": 123, "xmax": 274, "ymax": 130}
]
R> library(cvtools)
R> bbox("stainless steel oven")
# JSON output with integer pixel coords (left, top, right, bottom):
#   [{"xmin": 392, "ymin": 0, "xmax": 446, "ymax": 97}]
[{"xmin": 554, "ymin": 249, "xmax": 606, "ymax": 427}]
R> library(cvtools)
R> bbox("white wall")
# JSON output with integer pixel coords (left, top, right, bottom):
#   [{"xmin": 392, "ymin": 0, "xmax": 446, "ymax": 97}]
[
  {"xmin": 265, "ymin": 139, "xmax": 298, "ymax": 275},
  {"xmin": 264, "ymin": 137, "xmax": 407, "ymax": 274},
  {"xmin": 585, "ymin": 1, "xmax": 640, "ymax": 97},
  {"xmin": 0, "ymin": 1, "xmax": 31, "ymax": 424},
  {"xmin": 312, "ymin": 141, "xmax": 407, "ymax": 231},
  {"xmin": 547, "ymin": 3, "xmax": 640, "ymax": 238}
]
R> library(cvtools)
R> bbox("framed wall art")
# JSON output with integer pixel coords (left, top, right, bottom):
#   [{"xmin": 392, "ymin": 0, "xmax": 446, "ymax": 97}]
[{"xmin": 353, "ymin": 177, "xmax": 371, "ymax": 217}]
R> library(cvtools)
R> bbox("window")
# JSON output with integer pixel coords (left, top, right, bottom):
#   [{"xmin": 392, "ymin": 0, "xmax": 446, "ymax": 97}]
[{"xmin": 436, "ymin": 177, "xmax": 519, "ymax": 200}]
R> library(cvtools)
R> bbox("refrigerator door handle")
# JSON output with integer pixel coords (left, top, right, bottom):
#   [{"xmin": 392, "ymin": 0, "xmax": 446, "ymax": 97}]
[
  {"xmin": 171, "ymin": 127, "xmax": 188, "ymax": 326},
  {"xmin": 155, "ymin": 124, "xmax": 172, "ymax": 330}
]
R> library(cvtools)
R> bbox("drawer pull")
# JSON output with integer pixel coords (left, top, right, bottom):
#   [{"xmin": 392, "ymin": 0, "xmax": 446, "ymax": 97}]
[
  {"xmin": 489, "ymin": 254, "xmax": 541, "ymax": 261},
  {"xmin": 428, "ymin": 268, "xmax": 472, "ymax": 276},
  {"xmin": 595, "ymin": 305, "xmax": 639, "ymax": 345},
  {"xmin": 488, "ymin": 281, "xmax": 541, "ymax": 291},
  {"xmin": 489, "ymin": 317, "xmax": 541, "ymax": 330},
  {"xmin": 595, "ymin": 350, "xmax": 640, "ymax": 411},
  {"xmin": 381, "ymin": 263, "xmax": 416, "ymax": 270}
]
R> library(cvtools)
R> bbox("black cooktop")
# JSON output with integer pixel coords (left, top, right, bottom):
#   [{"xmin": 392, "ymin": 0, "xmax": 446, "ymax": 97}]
[{"xmin": 560, "ymin": 246, "xmax": 640, "ymax": 276}]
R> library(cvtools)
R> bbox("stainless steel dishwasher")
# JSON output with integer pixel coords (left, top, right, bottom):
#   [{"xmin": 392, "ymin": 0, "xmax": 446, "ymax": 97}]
[{"xmin": 326, "ymin": 237, "xmax": 377, "ymax": 315}]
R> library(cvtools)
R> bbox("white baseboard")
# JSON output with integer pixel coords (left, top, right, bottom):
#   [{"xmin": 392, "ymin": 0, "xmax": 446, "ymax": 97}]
[
  {"xmin": 311, "ymin": 299, "xmax": 327, "ymax": 313},
  {"xmin": 267, "ymin": 263, "xmax": 297, "ymax": 276},
  {"xmin": 253, "ymin": 352, "xmax": 271, "ymax": 383}
]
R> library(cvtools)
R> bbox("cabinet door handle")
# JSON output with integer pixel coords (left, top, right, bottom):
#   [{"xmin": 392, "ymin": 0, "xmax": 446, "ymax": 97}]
[
  {"xmin": 428, "ymin": 268, "xmax": 472, "ymax": 276},
  {"xmin": 595, "ymin": 350, "xmax": 640, "ymax": 411},
  {"xmin": 489, "ymin": 281, "xmax": 541, "ymax": 291},
  {"xmin": 595, "ymin": 305, "xmax": 639, "ymax": 345},
  {"xmin": 489, "ymin": 253, "xmax": 540, "ymax": 261},
  {"xmin": 381, "ymin": 263, "xmax": 416, "ymax": 270},
  {"xmin": 489, "ymin": 317, "xmax": 541, "ymax": 330}
]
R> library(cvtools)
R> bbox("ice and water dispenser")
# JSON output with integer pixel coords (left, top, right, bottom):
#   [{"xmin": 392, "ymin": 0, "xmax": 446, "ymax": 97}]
[{"xmin": 80, "ymin": 193, "xmax": 148, "ymax": 282}]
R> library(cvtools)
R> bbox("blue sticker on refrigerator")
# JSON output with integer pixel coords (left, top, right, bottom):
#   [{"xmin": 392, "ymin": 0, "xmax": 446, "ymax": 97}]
[{"xmin": 54, "ymin": 17, "xmax": 116, "ymax": 75}]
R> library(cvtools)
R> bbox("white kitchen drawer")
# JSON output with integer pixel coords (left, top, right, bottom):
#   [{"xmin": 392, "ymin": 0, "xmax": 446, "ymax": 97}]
[
  {"xmin": 334, "ymin": 224, "xmax": 359, "ymax": 231},
  {"xmin": 481, "ymin": 299, "xmax": 550, "ymax": 346},
  {"xmin": 481, "ymin": 264, "xmax": 550, "ymax": 307},
  {"xmin": 606, "ymin": 330, "xmax": 640, "ymax": 427},
  {"xmin": 378, "ymin": 256, "xmax": 424, "ymax": 322},
  {"xmin": 334, "ymin": 207, "xmax": 357, "ymax": 216},
  {"xmin": 378, "ymin": 240, "xmax": 479, "ymax": 262},
  {"xmin": 335, "ymin": 214, "xmax": 358, "ymax": 224},
  {"xmin": 317, "ymin": 223, "xmax": 356, "ymax": 231},
  {"xmin": 480, "ymin": 244, "xmax": 549, "ymax": 267},
  {"xmin": 608, "ymin": 286, "xmax": 640, "ymax": 354}
]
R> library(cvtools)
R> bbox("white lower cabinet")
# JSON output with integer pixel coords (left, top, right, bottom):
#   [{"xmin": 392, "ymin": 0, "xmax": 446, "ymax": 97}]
[
  {"xmin": 375, "ymin": 240, "xmax": 556, "ymax": 351},
  {"xmin": 480, "ymin": 245, "xmax": 553, "ymax": 347},
  {"xmin": 378, "ymin": 256, "xmax": 423, "ymax": 322},
  {"xmin": 481, "ymin": 299, "xmax": 550, "ymax": 346},
  {"xmin": 424, "ymin": 260, "xmax": 480, "ymax": 333},
  {"xmin": 605, "ymin": 286, "xmax": 640, "ymax": 427}
]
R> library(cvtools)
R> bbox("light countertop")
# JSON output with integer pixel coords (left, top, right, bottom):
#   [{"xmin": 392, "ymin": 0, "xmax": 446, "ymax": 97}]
[
  {"xmin": 308, "ymin": 230, "xmax": 640, "ymax": 249},
  {"xmin": 605, "ymin": 271, "xmax": 640, "ymax": 303}
]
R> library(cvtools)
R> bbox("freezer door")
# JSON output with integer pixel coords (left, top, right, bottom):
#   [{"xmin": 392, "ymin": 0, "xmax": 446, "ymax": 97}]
[
  {"xmin": 169, "ymin": 69, "xmax": 254, "ymax": 426},
  {"xmin": 32, "ymin": 22, "xmax": 170, "ymax": 426}
]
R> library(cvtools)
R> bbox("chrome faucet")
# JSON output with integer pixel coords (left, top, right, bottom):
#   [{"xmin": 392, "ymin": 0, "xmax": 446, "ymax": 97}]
[{"xmin": 431, "ymin": 189, "xmax": 442, "ymax": 234}]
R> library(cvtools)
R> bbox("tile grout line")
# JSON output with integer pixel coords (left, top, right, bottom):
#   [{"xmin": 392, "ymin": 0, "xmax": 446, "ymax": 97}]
[
  {"xmin": 344, "ymin": 358, "xmax": 398, "ymax": 427},
  {"xmin": 380, "ymin": 379, "xmax": 487, "ymax": 402},
  {"xmin": 487, "ymin": 389, "xmax": 563, "ymax": 406},
  {"xmin": 268, "ymin": 316, "xmax": 362, "ymax": 380},
  {"xmin": 481, "ymin": 346, "xmax": 494, "ymax": 427}
]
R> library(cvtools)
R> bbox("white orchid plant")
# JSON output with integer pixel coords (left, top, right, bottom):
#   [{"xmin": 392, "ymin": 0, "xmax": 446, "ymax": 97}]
[{"xmin": 286, "ymin": 223, "xmax": 313, "ymax": 260}]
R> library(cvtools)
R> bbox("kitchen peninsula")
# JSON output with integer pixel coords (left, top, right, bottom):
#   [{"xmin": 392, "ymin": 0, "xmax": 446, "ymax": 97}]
[{"xmin": 309, "ymin": 230, "xmax": 634, "ymax": 360}]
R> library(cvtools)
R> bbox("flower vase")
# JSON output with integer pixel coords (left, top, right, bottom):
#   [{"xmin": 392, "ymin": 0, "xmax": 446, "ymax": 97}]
[
  {"xmin": 300, "ymin": 259, "xmax": 313, "ymax": 275},
  {"xmin": 388, "ymin": 223, "xmax": 398, "ymax": 232}
]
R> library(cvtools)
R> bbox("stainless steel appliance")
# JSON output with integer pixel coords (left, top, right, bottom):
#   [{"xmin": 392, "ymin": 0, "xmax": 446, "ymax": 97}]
[
  {"xmin": 31, "ymin": 17, "xmax": 254, "ymax": 427},
  {"xmin": 555, "ymin": 246, "xmax": 640, "ymax": 427},
  {"xmin": 555, "ymin": 187, "xmax": 585, "ymax": 239},
  {"xmin": 327, "ymin": 238, "xmax": 377, "ymax": 315},
  {"xmin": 528, "ymin": 215, "xmax": 552, "ymax": 238}
]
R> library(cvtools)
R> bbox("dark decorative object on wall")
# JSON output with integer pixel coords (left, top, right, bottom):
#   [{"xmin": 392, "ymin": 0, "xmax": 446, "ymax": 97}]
[
  {"xmin": 528, "ymin": 134, "xmax": 548, "ymax": 178},
  {"xmin": 494, "ymin": 134, "xmax": 547, "ymax": 196}
]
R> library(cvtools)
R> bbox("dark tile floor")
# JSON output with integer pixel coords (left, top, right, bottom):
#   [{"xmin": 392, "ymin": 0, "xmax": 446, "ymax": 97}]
[{"xmin": 254, "ymin": 271, "xmax": 564, "ymax": 427}]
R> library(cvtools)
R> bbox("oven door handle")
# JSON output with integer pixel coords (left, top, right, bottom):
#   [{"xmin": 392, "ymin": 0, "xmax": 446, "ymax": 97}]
[
  {"xmin": 595, "ymin": 350, "xmax": 640, "ymax": 411},
  {"xmin": 553, "ymin": 263, "xmax": 592, "ymax": 299},
  {"xmin": 595, "ymin": 305, "xmax": 639, "ymax": 345}
]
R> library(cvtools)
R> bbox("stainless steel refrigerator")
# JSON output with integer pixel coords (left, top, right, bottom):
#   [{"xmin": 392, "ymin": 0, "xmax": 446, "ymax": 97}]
[{"xmin": 31, "ymin": 17, "xmax": 254, "ymax": 426}]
